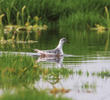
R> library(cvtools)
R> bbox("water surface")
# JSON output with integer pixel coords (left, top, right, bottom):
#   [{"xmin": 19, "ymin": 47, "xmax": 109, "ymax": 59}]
[
  {"xmin": 34, "ymin": 31, "xmax": 110, "ymax": 100},
  {"xmin": 0, "ymin": 30, "xmax": 110, "ymax": 100}
]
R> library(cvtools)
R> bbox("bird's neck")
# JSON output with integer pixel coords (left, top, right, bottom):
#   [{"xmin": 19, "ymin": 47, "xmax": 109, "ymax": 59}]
[
  {"xmin": 56, "ymin": 41, "xmax": 63, "ymax": 49},
  {"xmin": 55, "ymin": 41, "xmax": 64, "ymax": 55}
]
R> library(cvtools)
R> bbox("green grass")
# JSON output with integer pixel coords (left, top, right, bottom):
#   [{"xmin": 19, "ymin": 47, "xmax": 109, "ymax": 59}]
[
  {"xmin": 0, "ymin": 0, "xmax": 110, "ymax": 30},
  {"xmin": 59, "ymin": 11, "xmax": 105, "ymax": 32},
  {"xmin": 0, "ymin": 54, "xmax": 73, "ymax": 88},
  {"xmin": 0, "ymin": 54, "xmax": 73, "ymax": 99},
  {"xmin": 0, "ymin": 54, "xmax": 38, "ymax": 88},
  {"xmin": 1, "ymin": 88, "xmax": 70, "ymax": 100},
  {"xmin": 0, "ymin": 54, "xmax": 34, "ymax": 68},
  {"xmin": 0, "ymin": 0, "xmax": 110, "ymax": 43},
  {"xmin": 92, "ymin": 70, "xmax": 110, "ymax": 78}
]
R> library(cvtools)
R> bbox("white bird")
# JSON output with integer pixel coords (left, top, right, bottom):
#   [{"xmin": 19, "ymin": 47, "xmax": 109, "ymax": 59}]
[{"xmin": 34, "ymin": 38, "xmax": 67, "ymax": 57}]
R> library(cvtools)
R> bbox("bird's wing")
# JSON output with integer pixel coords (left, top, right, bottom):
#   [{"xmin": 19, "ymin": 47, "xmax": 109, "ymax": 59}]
[
  {"xmin": 43, "ymin": 49, "xmax": 56, "ymax": 53},
  {"xmin": 34, "ymin": 49, "xmax": 56, "ymax": 54}
]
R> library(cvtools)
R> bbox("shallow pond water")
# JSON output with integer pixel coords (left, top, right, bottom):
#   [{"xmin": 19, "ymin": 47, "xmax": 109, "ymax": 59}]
[
  {"xmin": 34, "ymin": 50, "xmax": 110, "ymax": 100},
  {"xmin": 33, "ymin": 31, "xmax": 110, "ymax": 100},
  {"xmin": 0, "ymin": 31, "xmax": 110, "ymax": 100}
]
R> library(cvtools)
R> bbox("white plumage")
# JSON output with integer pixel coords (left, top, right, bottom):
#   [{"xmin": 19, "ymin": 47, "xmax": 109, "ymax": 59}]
[{"xmin": 34, "ymin": 38, "xmax": 66, "ymax": 57}]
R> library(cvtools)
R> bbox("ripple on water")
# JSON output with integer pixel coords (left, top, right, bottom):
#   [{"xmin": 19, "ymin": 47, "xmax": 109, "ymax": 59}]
[{"xmin": 36, "ymin": 53, "xmax": 110, "ymax": 100}]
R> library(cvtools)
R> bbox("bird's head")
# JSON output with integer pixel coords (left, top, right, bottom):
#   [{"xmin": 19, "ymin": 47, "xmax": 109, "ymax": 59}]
[{"xmin": 59, "ymin": 38, "xmax": 67, "ymax": 44}]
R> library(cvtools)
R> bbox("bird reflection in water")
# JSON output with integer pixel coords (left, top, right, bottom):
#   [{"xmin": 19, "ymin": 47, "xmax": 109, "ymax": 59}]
[{"xmin": 36, "ymin": 55, "xmax": 64, "ymax": 67}]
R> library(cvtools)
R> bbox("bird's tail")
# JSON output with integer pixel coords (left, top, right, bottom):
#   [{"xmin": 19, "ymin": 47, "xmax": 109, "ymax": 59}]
[
  {"xmin": 34, "ymin": 49, "xmax": 44, "ymax": 54},
  {"xmin": 34, "ymin": 49, "xmax": 39, "ymax": 52}
]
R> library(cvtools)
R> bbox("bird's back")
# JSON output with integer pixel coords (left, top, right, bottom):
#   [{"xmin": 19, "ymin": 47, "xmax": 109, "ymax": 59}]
[{"xmin": 34, "ymin": 48, "xmax": 63, "ymax": 55}]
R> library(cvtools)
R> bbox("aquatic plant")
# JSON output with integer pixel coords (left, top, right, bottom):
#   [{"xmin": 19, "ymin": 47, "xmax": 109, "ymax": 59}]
[
  {"xmin": 0, "ymin": 54, "xmax": 37, "ymax": 88},
  {"xmin": 81, "ymin": 82, "xmax": 96, "ymax": 93},
  {"xmin": 105, "ymin": 6, "xmax": 110, "ymax": 28},
  {"xmin": 91, "ymin": 24, "xmax": 106, "ymax": 33},
  {"xmin": 0, "ymin": 14, "xmax": 5, "ymax": 40},
  {"xmin": 93, "ymin": 70, "xmax": 110, "ymax": 78},
  {"xmin": 0, "ymin": 0, "xmax": 110, "ymax": 35},
  {"xmin": 0, "ymin": 5, "xmax": 48, "ymax": 43},
  {"xmin": 0, "ymin": 54, "xmax": 73, "ymax": 88},
  {"xmin": 50, "ymin": 87, "xmax": 70, "ymax": 95},
  {"xmin": 91, "ymin": 6, "xmax": 110, "ymax": 33},
  {"xmin": 1, "ymin": 88, "xmax": 70, "ymax": 100},
  {"xmin": 43, "ymin": 67, "xmax": 73, "ymax": 85}
]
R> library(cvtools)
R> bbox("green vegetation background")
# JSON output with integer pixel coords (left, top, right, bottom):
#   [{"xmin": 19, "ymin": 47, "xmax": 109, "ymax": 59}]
[
  {"xmin": 0, "ymin": 0, "xmax": 110, "ymax": 54},
  {"xmin": 0, "ymin": 0, "xmax": 110, "ymax": 31}
]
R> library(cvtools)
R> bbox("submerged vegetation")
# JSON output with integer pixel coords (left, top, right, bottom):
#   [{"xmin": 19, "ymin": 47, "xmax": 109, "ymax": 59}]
[
  {"xmin": 0, "ymin": 54, "xmax": 73, "ymax": 99},
  {"xmin": 92, "ymin": 70, "xmax": 110, "ymax": 78},
  {"xmin": 1, "ymin": 89, "xmax": 70, "ymax": 100},
  {"xmin": 0, "ymin": 54, "xmax": 73, "ymax": 100},
  {"xmin": 0, "ymin": 54, "xmax": 73, "ymax": 88}
]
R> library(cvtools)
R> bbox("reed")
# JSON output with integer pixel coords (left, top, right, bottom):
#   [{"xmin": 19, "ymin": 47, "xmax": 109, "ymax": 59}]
[
  {"xmin": 0, "ymin": 0, "xmax": 110, "ymax": 29},
  {"xmin": 0, "ymin": 5, "xmax": 47, "ymax": 42},
  {"xmin": 105, "ymin": 6, "xmax": 110, "ymax": 27}
]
